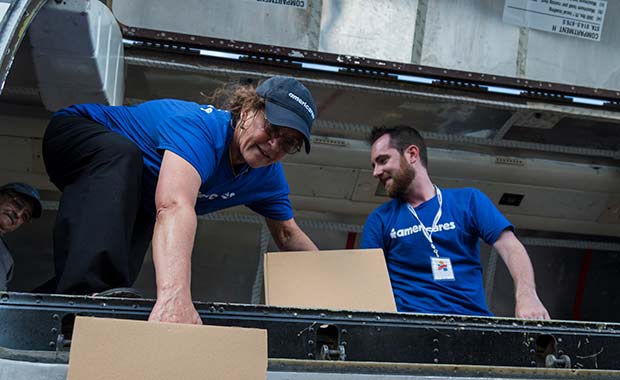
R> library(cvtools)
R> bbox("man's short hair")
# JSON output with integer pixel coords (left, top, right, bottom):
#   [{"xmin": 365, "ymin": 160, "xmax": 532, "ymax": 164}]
[{"xmin": 369, "ymin": 126, "xmax": 428, "ymax": 168}]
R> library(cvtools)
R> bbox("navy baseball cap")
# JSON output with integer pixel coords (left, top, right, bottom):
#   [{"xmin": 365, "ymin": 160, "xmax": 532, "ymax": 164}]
[
  {"xmin": 256, "ymin": 76, "xmax": 317, "ymax": 153},
  {"xmin": 0, "ymin": 182, "xmax": 42, "ymax": 218}
]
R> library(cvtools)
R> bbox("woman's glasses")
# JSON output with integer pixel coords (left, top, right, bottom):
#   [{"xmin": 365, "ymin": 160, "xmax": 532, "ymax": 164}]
[{"xmin": 262, "ymin": 117, "xmax": 303, "ymax": 155}]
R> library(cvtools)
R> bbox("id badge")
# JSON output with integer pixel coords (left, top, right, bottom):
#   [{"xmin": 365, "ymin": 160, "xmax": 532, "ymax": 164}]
[{"xmin": 430, "ymin": 257, "xmax": 455, "ymax": 281}]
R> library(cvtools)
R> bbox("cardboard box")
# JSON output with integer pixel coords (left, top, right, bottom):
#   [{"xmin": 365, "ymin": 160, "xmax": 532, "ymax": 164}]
[
  {"xmin": 67, "ymin": 317, "xmax": 267, "ymax": 380},
  {"xmin": 264, "ymin": 249, "xmax": 396, "ymax": 312}
]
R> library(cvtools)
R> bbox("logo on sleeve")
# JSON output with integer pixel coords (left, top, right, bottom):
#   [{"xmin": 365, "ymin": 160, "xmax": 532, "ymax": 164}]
[
  {"xmin": 198, "ymin": 191, "xmax": 236, "ymax": 201},
  {"xmin": 389, "ymin": 222, "xmax": 456, "ymax": 239}
]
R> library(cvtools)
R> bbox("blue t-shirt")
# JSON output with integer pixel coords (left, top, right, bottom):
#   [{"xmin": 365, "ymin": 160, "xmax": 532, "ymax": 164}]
[
  {"xmin": 56, "ymin": 99, "xmax": 293, "ymax": 220},
  {"xmin": 361, "ymin": 188, "xmax": 512, "ymax": 316}
]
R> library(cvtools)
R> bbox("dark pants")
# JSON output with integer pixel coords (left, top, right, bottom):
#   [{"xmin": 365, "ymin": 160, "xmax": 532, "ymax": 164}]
[{"xmin": 42, "ymin": 115, "xmax": 155, "ymax": 294}]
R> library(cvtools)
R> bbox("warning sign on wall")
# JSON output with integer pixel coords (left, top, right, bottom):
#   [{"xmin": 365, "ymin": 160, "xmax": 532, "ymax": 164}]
[{"xmin": 503, "ymin": 0, "xmax": 607, "ymax": 42}]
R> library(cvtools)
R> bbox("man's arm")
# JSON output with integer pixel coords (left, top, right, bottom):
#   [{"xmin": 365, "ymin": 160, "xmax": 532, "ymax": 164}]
[
  {"xmin": 265, "ymin": 217, "xmax": 317, "ymax": 251},
  {"xmin": 148, "ymin": 150, "xmax": 202, "ymax": 324},
  {"xmin": 493, "ymin": 229, "xmax": 550, "ymax": 320}
]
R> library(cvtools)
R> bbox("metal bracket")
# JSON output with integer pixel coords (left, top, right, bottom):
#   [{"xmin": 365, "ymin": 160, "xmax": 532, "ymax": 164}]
[
  {"xmin": 55, "ymin": 333, "xmax": 70, "ymax": 352},
  {"xmin": 546, "ymin": 354, "xmax": 572, "ymax": 369},
  {"xmin": 319, "ymin": 344, "xmax": 346, "ymax": 361},
  {"xmin": 307, "ymin": 324, "xmax": 346, "ymax": 361}
]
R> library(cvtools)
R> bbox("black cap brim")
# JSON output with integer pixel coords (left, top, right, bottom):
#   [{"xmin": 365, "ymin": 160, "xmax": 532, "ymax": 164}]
[{"xmin": 264, "ymin": 101, "xmax": 311, "ymax": 153}]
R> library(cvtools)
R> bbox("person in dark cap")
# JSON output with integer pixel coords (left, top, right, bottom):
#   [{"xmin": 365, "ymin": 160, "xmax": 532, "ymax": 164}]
[
  {"xmin": 0, "ymin": 182, "xmax": 43, "ymax": 291},
  {"xmin": 42, "ymin": 76, "xmax": 319, "ymax": 324}
]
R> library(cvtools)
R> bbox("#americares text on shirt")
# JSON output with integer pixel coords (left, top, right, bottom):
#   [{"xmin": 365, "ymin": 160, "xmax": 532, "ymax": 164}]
[{"xmin": 390, "ymin": 221, "xmax": 456, "ymax": 239}]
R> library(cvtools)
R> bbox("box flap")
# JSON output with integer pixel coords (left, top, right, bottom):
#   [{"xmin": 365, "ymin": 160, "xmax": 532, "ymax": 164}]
[
  {"xmin": 67, "ymin": 317, "xmax": 267, "ymax": 380},
  {"xmin": 264, "ymin": 249, "xmax": 396, "ymax": 312}
]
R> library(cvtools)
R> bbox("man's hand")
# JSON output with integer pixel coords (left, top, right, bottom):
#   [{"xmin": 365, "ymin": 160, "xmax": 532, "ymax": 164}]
[
  {"xmin": 493, "ymin": 230, "xmax": 550, "ymax": 320},
  {"xmin": 515, "ymin": 289, "xmax": 550, "ymax": 320},
  {"xmin": 148, "ymin": 292, "xmax": 202, "ymax": 324}
]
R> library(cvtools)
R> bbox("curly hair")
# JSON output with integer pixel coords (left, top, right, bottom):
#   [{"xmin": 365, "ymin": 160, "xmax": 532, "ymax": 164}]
[{"xmin": 205, "ymin": 81, "xmax": 265, "ymax": 122}]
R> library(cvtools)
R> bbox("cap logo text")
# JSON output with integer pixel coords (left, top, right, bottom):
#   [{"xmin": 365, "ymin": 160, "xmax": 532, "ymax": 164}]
[{"xmin": 288, "ymin": 92, "xmax": 315, "ymax": 120}]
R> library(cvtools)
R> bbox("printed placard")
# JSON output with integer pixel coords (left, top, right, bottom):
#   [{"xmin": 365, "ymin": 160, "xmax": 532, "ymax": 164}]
[{"xmin": 503, "ymin": 0, "xmax": 607, "ymax": 42}]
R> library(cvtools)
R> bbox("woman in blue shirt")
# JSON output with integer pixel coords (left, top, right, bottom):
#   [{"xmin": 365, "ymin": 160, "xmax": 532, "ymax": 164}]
[{"xmin": 42, "ymin": 76, "xmax": 318, "ymax": 324}]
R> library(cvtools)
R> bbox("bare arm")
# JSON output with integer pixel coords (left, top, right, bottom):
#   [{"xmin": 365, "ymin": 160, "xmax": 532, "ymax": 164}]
[
  {"xmin": 493, "ymin": 229, "xmax": 550, "ymax": 320},
  {"xmin": 265, "ymin": 217, "xmax": 318, "ymax": 251},
  {"xmin": 148, "ymin": 150, "xmax": 202, "ymax": 324}
]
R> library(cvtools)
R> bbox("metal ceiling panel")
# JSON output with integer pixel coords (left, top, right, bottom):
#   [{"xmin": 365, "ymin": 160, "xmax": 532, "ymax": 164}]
[
  {"xmin": 115, "ymin": 50, "xmax": 620, "ymax": 163},
  {"xmin": 597, "ymin": 197, "xmax": 620, "ymax": 225},
  {"xmin": 474, "ymin": 182, "xmax": 611, "ymax": 222},
  {"xmin": 505, "ymin": 117, "xmax": 620, "ymax": 151}
]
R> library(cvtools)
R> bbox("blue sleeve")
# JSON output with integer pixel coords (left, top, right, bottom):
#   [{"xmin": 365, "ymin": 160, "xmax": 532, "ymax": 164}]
[
  {"xmin": 156, "ymin": 114, "xmax": 218, "ymax": 182},
  {"xmin": 54, "ymin": 104, "xmax": 84, "ymax": 118},
  {"xmin": 247, "ymin": 194, "xmax": 294, "ymax": 221},
  {"xmin": 469, "ymin": 189, "xmax": 514, "ymax": 245},
  {"xmin": 246, "ymin": 165, "xmax": 294, "ymax": 221},
  {"xmin": 361, "ymin": 211, "xmax": 386, "ymax": 250}
]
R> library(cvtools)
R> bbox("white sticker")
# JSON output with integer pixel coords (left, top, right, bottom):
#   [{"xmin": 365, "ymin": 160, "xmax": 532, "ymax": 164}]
[
  {"xmin": 503, "ymin": 0, "xmax": 607, "ymax": 42},
  {"xmin": 430, "ymin": 257, "xmax": 455, "ymax": 281}
]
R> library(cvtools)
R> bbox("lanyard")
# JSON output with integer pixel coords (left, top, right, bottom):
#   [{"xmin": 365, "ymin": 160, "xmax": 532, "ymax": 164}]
[{"xmin": 406, "ymin": 186, "xmax": 443, "ymax": 258}]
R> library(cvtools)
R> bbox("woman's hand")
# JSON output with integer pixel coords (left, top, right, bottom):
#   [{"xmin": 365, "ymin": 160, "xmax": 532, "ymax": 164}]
[{"xmin": 148, "ymin": 290, "xmax": 202, "ymax": 324}]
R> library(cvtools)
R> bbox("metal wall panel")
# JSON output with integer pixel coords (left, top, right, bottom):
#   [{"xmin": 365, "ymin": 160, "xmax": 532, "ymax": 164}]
[
  {"xmin": 318, "ymin": 0, "xmax": 418, "ymax": 63},
  {"xmin": 523, "ymin": 0, "xmax": 620, "ymax": 92},
  {"xmin": 112, "ymin": 0, "xmax": 320, "ymax": 50},
  {"xmin": 403, "ymin": 0, "xmax": 620, "ymax": 91},
  {"xmin": 113, "ymin": 0, "xmax": 620, "ymax": 91},
  {"xmin": 421, "ymin": 0, "xmax": 520, "ymax": 77}
]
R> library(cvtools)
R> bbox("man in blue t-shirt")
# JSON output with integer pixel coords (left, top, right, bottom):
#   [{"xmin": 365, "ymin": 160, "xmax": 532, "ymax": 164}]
[
  {"xmin": 361, "ymin": 126, "xmax": 549, "ymax": 319},
  {"xmin": 41, "ymin": 77, "xmax": 319, "ymax": 324}
]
